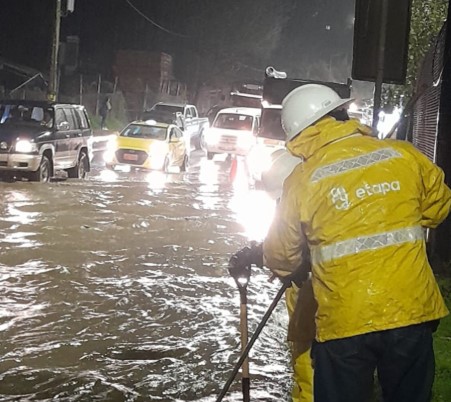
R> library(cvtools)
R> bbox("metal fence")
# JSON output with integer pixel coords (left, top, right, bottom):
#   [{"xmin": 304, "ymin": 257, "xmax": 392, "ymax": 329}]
[{"xmin": 411, "ymin": 23, "xmax": 447, "ymax": 162}]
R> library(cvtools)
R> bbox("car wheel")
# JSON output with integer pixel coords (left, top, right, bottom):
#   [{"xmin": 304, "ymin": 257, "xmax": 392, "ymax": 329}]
[
  {"xmin": 29, "ymin": 155, "xmax": 52, "ymax": 183},
  {"xmin": 67, "ymin": 151, "xmax": 89, "ymax": 179},
  {"xmin": 163, "ymin": 156, "xmax": 170, "ymax": 173},
  {"xmin": 207, "ymin": 152, "xmax": 215, "ymax": 160},
  {"xmin": 180, "ymin": 154, "xmax": 189, "ymax": 172}
]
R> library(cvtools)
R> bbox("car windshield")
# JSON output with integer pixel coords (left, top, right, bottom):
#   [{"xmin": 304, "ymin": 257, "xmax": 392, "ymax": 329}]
[
  {"xmin": 121, "ymin": 124, "xmax": 167, "ymax": 140},
  {"xmin": 152, "ymin": 104, "xmax": 184, "ymax": 114},
  {"xmin": 213, "ymin": 113, "xmax": 253, "ymax": 131},
  {"xmin": 0, "ymin": 104, "xmax": 54, "ymax": 128},
  {"xmin": 258, "ymin": 108, "xmax": 285, "ymax": 140},
  {"xmin": 142, "ymin": 109, "xmax": 183, "ymax": 126}
]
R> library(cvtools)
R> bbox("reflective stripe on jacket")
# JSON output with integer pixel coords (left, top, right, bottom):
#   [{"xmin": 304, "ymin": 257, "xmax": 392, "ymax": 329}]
[{"xmin": 263, "ymin": 117, "xmax": 451, "ymax": 342}]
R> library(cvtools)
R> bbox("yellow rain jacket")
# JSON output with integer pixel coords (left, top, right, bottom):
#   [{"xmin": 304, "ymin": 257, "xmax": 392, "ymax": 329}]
[{"xmin": 264, "ymin": 117, "xmax": 451, "ymax": 342}]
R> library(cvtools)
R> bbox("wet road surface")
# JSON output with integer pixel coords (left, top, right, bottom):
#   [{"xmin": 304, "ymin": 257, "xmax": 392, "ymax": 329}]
[{"xmin": 0, "ymin": 151, "xmax": 292, "ymax": 401}]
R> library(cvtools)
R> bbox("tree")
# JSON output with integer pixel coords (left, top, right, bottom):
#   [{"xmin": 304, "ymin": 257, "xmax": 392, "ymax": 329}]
[{"xmin": 384, "ymin": 0, "xmax": 448, "ymax": 108}]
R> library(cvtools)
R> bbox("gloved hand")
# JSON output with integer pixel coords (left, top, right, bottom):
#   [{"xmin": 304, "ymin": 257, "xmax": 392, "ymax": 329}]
[
  {"xmin": 228, "ymin": 242, "xmax": 264, "ymax": 282},
  {"xmin": 280, "ymin": 269, "xmax": 310, "ymax": 288},
  {"xmin": 275, "ymin": 254, "xmax": 311, "ymax": 288}
]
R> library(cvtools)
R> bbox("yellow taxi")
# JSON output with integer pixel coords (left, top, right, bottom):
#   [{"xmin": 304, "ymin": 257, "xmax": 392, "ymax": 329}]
[{"xmin": 104, "ymin": 121, "xmax": 188, "ymax": 172}]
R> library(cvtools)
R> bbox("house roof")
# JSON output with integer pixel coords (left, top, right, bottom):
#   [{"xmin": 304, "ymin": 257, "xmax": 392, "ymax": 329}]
[{"xmin": 0, "ymin": 57, "xmax": 47, "ymax": 81}]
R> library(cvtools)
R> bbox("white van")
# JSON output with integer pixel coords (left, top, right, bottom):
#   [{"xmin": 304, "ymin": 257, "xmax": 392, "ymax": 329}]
[{"xmin": 204, "ymin": 107, "xmax": 261, "ymax": 160}]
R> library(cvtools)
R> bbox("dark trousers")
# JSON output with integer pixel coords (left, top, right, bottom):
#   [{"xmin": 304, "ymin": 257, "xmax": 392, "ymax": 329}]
[
  {"xmin": 312, "ymin": 322, "xmax": 436, "ymax": 402},
  {"xmin": 101, "ymin": 114, "xmax": 107, "ymax": 128}
]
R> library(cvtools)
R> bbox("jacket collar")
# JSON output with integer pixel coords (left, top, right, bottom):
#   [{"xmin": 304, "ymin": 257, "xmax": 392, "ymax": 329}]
[{"xmin": 286, "ymin": 117, "xmax": 373, "ymax": 160}]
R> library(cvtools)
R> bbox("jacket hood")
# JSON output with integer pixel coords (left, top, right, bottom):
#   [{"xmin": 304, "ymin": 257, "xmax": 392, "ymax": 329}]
[{"xmin": 286, "ymin": 117, "xmax": 373, "ymax": 160}]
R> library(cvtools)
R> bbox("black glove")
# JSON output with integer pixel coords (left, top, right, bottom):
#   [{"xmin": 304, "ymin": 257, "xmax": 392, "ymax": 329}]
[
  {"xmin": 277, "ymin": 252, "xmax": 311, "ymax": 288},
  {"xmin": 280, "ymin": 269, "xmax": 310, "ymax": 288},
  {"xmin": 228, "ymin": 242, "xmax": 263, "ymax": 281}
]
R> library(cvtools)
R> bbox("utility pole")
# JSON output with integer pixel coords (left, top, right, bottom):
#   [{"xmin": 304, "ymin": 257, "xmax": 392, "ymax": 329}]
[{"xmin": 48, "ymin": 0, "xmax": 62, "ymax": 102}]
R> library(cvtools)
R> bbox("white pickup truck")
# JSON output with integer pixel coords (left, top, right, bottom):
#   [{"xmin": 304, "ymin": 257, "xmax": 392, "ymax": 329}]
[{"xmin": 144, "ymin": 102, "xmax": 209, "ymax": 150}]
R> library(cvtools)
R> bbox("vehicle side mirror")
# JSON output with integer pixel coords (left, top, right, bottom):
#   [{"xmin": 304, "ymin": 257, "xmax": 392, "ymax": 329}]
[{"xmin": 57, "ymin": 121, "xmax": 70, "ymax": 131}]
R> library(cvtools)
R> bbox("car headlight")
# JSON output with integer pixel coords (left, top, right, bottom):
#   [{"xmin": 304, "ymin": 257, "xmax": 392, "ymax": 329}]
[
  {"xmin": 103, "ymin": 139, "xmax": 118, "ymax": 163},
  {"xmin": 106, "ymin": 139, "xmax": 118, "ymax": 152},
  {"xmin": 15, "ymin": 139, "xmax": 37, "ymax": 153}
]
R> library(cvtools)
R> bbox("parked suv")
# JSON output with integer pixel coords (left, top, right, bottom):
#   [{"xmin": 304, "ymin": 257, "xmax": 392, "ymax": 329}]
[{"xmin": 0, "ymin": 100, "xmax": 92, "ymax": 182}]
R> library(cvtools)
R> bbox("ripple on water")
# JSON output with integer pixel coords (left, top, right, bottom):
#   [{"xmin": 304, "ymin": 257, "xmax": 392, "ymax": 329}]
[{"xmin": 0, "ymin": 160, "xmax": 291, "ymax": 401}]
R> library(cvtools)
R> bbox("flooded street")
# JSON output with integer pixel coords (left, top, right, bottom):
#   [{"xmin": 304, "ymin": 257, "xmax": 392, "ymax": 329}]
[{"xmin": 0, "ymin": 151, "xmax": 292, "ymax": 402}]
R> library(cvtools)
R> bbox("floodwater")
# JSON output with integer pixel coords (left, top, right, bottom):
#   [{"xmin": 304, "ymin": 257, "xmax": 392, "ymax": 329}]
[{"xmin": 0, "ymin": 151, "xmax": 292, "ymax": 402}]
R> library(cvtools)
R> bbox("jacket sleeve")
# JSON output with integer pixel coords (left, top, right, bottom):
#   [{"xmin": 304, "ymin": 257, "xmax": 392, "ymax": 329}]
[
  {"xmin": 263, "ymin": 175, "xmax": 308, "ymax": 278},
  {"xmin": 415, "ymin": 147, "xmax": 451, "ymax": 228}
]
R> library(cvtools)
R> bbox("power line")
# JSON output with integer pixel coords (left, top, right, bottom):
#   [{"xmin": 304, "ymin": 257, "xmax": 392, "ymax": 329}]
[{"xmin": 125, "ymin": 0, "xmax": 191, "ymax": 38}]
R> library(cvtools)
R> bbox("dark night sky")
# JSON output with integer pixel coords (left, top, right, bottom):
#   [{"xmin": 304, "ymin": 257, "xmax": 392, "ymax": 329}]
[{"xmin": 0, "ymin": 0, "xmax": 355, "ymax": 83}]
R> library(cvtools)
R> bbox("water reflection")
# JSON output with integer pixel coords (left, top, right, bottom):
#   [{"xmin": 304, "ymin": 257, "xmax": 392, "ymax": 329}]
[
  {"xmin": 227, "ymin": 158, "xmax": 276, "ymax": 242},
  {"xmin": 1, "ymin": 231, "xmax": 42, "ymax": 248},
  {"xmin": 0, "ymin": 151, "xmax": 290, "ymax": 401},
  {"xmin": 98, "ymin": 169, "xmax": 118, "ymax": 182},
  {"xmin": 0, "ymin": 190, "xmax": 42, "ymax": 249},
  {"xmin": 3, "ymin": 191, "xmax": 41, "ymax": 225},
  {"xmin": 229, "ymin": 189, "xmax": 275, "ymax": 242},
  {"xmin": 198, "ymin": 158, "xmax": 222, "ymax": 186},
  {"xmin": 145, "ymin": 171, "xmax": 167, "ymax": 193}
]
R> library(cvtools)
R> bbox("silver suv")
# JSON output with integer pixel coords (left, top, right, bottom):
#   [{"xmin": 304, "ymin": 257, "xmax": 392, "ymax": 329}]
[{"xmin": 0, "ymin": 101, "xmax": 92, "ymax": 182}]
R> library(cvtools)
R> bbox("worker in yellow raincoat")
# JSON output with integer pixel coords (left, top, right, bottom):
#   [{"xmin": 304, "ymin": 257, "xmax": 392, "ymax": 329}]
[{"xmin": 263, "ymin": 84, "xmax": 451, "ymax": 402}]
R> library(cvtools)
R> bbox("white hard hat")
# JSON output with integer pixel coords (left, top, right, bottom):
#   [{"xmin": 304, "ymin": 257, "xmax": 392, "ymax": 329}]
[
  {"xmin": 282, "ymin": 84, "xmax": 353, "ymax": 141},
  {"xmin": 261, "ymin": 149, "xmax": 302, "ymax": 200}
]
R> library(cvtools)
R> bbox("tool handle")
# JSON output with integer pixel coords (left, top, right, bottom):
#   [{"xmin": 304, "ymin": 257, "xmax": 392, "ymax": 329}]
[{"xmin": 215, "ymin": 282, "xmax": 289, "ymax": 402}]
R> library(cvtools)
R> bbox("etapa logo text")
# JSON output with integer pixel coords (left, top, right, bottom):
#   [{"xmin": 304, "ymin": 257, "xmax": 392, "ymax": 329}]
[{"xmin": 330, "ymin": 181, "xmax": 401, "ymax": 210}]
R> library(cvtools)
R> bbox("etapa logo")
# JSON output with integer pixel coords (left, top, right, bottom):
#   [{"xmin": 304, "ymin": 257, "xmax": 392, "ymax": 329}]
[
  {"xmin": 356, "ymin": 181, "xmax": 401, "ymax": 199},
  {"xmin": 329, "ymin": 181, "xmax": 402, "ymax": 211},
  {"xmin": 330, "ymin": 187, "xmax": 351, "ymax": 210}
]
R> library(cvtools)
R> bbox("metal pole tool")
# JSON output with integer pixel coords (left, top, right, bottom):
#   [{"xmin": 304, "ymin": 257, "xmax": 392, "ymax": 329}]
[{"xmin": 216, "ymin": 274, "xmax": 289, "ymax": 402}]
